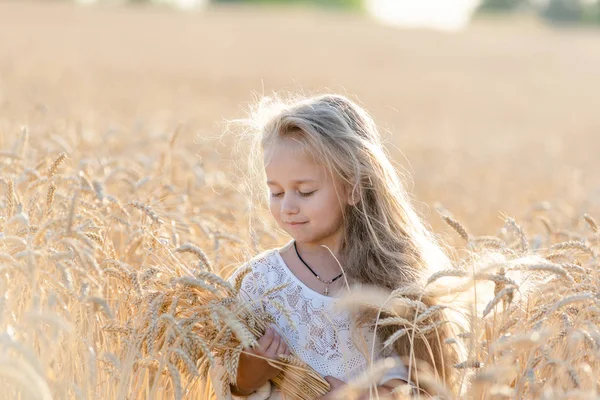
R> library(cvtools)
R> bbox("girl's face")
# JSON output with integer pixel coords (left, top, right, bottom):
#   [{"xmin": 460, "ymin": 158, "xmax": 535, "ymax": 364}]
[{"xmin": 264, "ymin": 137, "xmax": 349, "ymax": 248}]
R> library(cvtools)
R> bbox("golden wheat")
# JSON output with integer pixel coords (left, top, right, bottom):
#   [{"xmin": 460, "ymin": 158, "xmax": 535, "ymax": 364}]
[{"xmin": 2, "ymin": 12, "xmax": 599, "ymax": 398}]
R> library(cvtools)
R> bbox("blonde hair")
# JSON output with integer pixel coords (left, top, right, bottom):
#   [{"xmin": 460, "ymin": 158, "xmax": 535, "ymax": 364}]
[{"xmin": 234, "ymin": 93, "xmax": 465, "ymax": 394}]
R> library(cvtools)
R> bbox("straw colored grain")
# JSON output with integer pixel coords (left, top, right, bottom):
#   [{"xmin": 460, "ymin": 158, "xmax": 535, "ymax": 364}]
[
  {"xmin": 506, "ymin": 217, "xmax": 530, "ymax": 253},
  {"xmin": 47, "ymin": 153, "xmax": 66, "ymax": 178},
  {"xmin": 176, "ymin": 243, "xmax": 212, "ymax": 271},
  {"xmin": 583, "ymin": 214, "xmax": 598, "ymax": 233},
  {"xmin": 442, "ymin": 214, "xmax": 469, "ymax": 242}
]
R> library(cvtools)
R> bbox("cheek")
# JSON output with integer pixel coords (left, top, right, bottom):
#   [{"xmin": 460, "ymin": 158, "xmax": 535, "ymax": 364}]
[
  {"xmin": 312, "ymin": 193, "xmax": 342, "ymax": 218},
  {"xmin": 269, "ymin": 200, "xmax": 280, "ymax": 218}
]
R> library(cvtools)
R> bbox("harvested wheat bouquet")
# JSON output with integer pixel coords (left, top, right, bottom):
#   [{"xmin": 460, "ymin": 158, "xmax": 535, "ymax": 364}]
[{"xmin": 116, "ymin": 256, "xmax": 330, "ymax": 400}]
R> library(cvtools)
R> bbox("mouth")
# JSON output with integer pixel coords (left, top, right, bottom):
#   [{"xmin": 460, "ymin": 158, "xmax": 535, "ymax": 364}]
[{"xmin": 286, "ymin": 221, "xmax": 307, "ymax": 227}]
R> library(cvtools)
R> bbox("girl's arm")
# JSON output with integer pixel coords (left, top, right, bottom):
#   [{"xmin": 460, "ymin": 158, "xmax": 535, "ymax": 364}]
[
  {"xmin": 213, "ymin": 258, "xmax": 293, "ymax": 398},
  {"xmin": 379, "ymin": 378, "xmax": 417, "ymax": 397},
  {"xmin": 379, "ymin": 354, "xmax": 408, "ymax": 384},
  {"xmin": 378, "ymin": 354, "xmax": 422, "ymax": 396},
  {"xmin": 315, "ymin": 377, "xmax": 413, "ymax": 400},
  {"xmin": 210, "ymin": 263, "xmax": 287, "ymax": 399}
]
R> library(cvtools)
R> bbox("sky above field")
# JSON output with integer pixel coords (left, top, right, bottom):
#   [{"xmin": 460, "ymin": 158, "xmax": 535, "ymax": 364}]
[
  {"xmin": 366, "ymin": 0, "xmax": 480, "ymax": 31},
  {"xmin": 75, "ymin": 0, "xmax": 483, "ymax": 31}
]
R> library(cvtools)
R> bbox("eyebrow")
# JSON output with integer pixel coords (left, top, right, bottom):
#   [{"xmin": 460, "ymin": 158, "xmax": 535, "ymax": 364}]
[{"xmin": 266, "ymin": 179, "xmax": 316, "ymax": 185}]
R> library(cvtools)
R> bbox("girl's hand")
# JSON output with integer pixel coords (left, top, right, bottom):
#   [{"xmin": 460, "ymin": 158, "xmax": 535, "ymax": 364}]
[
  {"xmin": 314, "ymin": 376, "xmax": 347, "ymax": 399},
  {"xmin": 233, "ymin": 327, "xmax": 291, "ymax": 395},
  {"xmin": 315, "ymin": 377, "xmax": 403, "ymax": 400},
  {"xmin": 249, "ymin": 326, "xmax": 291, "ymax": 379}
]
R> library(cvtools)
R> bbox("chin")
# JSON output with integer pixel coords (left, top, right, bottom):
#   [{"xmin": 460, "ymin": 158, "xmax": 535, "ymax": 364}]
[
  {"xmin": 283, "ymin": 231, "xmax": 313, "ymax": 243},
  {"xmin": 291, "ymin": 234, "xmax": 332, "ymax": 246},
  {"xmin": 285, "ymin": 231, "xmax": 305, "ymax": 241},
  {"xmin": 280, "ymin": 223, "xmax": 339, "ymax": 245}
]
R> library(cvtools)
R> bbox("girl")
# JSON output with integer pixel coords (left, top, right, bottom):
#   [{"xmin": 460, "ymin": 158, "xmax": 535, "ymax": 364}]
[{"xmin": 210, "ymin": 94, "xmax": 464, "ymax": 399}]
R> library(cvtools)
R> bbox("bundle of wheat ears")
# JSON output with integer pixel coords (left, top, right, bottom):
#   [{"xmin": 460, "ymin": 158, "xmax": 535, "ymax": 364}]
[
  {"xmin": 1, "ymin": 127, "xmax": 600, "ymax": 399},
  {"xmin": 116, "ymin": 254, "xmax": 332, "ymax": 400}
]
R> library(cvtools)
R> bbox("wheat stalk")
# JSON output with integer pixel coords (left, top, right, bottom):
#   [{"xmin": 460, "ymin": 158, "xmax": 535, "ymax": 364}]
[
  {"xmin": 483, "ymin": 287, "xmax": 515, "ymax": 317},
  {"xmin": 537, "ymin": 215, "xmax": 555, "ymax": 235},
  {"xmin": 176, "ymin": 243, "xmax": 213, "ymax": 271},
  {"xmin": 5, "ymin": 179, "xmax": 14, "ymax": 218},
  {"xmin": 441, "ymin": 214, "xmax": 469, "ymax": 242},
  {"xmin": 547, "ymin": 241, "xmax": 596, "ymax": 260},
  {"xmin": 45, "ymin": 182, "xmax": 56, "ymax": 215},
  {"xmin": 506, "ymin": 217, "xmax": 530, "ymax": 253},
  {"xmin": 130, "ymin": 200, "xmax": 162, "ymax": 225},
  {"xmin": 583, "ymin": 214, "xmax": 598, "ymax": 233},
  {"xmin": 47, "ymin": 153, "xmax": 66, "ymax": 178}
]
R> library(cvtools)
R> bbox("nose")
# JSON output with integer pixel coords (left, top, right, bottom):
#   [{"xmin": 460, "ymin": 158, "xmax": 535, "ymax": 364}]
[{"xmin": 280, "ymin": 193, "xmax": 299, "ymax": 215}]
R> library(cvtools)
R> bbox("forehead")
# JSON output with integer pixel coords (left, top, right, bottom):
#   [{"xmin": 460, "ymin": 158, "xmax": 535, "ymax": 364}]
[{"xmin": 263, "ymin": 137, "xmax": 325, "ymax": 182}]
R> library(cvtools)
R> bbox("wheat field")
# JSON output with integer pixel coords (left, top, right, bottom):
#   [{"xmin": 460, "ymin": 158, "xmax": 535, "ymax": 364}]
[{"xmin": 1, "ymin": 2, "xmax": 600, "ymax": 399}]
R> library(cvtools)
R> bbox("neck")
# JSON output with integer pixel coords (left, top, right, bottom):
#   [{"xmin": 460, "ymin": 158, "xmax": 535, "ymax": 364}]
[{"xmin": 293, "ymin": 238, "xmax": 345, "ymax": 275}]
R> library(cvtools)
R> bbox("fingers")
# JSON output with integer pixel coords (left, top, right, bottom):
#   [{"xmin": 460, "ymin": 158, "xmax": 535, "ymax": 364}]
[
  {"xmin": 324, "ymin": 376, "xmax": 346, "ymax": 390},
  {"xmin": 264, "ymin": 330, "xmax": 282, "ymax": 358},
  {"xmin": 274, "ymin": 332, "xmax": 289, "ymax": 355},
  {"xmin": 256, "ymin": 327, "xmax": 275, "ymax": 354},
  {"xmin": 256, "ymin": 327, "xmax": 290, "ymax": 360},
  {"xmin": 314, "ymin": 377, "xmax": 347, "ymax": 400}
]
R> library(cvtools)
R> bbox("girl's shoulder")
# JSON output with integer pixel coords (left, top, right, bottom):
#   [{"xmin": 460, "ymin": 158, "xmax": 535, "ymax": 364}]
[
  {"xmin": 227, "ymin": 247, "xmax": 289, "ymax": 302},
  {"xmin": 226, "ymin": 247, "xmax": 282, "ymax": 284},
  {"xmin": 248, "ymin": 247, "xmax": 282, "ymax": 268}
]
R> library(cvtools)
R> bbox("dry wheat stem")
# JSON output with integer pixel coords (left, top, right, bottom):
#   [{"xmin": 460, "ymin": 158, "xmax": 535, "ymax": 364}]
[
  {"xmin": 47, "ymin": 153, "xmax": 66, "ymax": 178},
  {"xmin": 583, "ymin": 214, "xmax": 598, "ymax": 233},
  {"xmin": 506, "ymin": 217, "xmax": 530, "ymax": 253},
  {"xmin": 441, "ymin": 214, "xmax": 469, "ymax": 242},
  {"xmin": 548, "ymin": 241, "xmax": 596, "ymax": 258}
]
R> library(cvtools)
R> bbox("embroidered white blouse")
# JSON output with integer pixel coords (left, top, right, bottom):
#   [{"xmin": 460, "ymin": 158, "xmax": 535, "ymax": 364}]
[{"xmin": 210, "ymin": 243, "xmax": 408, "ymax": 399}]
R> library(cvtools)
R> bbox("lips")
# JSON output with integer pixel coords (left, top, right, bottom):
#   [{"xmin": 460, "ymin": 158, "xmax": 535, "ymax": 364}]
[{"xmin": 286, "ymin": 221, "xmax": 307, "ymax": 226}]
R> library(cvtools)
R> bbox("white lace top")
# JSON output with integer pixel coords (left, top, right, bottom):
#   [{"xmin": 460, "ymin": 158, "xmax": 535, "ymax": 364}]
[{"xmin": 210, "ymin": 244, "xmax": 408, "ymax": 400}]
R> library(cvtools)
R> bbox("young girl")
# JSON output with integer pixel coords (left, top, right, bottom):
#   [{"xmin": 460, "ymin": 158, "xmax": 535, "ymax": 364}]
[{"xmin": 210, "ymin": 94, "xmax": 464, "ymax": 399}]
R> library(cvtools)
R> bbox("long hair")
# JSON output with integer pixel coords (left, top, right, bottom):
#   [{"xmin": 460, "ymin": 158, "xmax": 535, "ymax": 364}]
[{"xmin": 234, "ymin": 93, "xmax": 466, "ymax": 394}]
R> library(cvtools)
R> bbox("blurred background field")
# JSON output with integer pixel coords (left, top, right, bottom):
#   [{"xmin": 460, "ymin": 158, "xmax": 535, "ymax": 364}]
[
  {"xmin": 1, "ymin": 1, "xmax": 600, "ymax": 399},
  {"xmin": 1, "ymin": 0, "xmax": 599, "ymax": 236}
]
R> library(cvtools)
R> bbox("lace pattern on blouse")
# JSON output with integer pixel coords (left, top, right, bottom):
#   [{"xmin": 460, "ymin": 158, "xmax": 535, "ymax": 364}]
[{"xmin": 230, "ymin": 246, "xmax": 407, "ymax": 382}]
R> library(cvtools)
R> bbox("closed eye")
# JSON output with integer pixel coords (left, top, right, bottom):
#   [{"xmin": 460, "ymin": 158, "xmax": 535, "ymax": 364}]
[{"xmin": 270, "ymin": 191, "xmax": 316, "ymax": 198}]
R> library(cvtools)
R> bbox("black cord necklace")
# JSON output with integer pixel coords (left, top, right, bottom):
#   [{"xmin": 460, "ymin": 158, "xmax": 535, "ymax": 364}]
[{"xmin": 293, "ymin": 241, "xmax": 343, "ymax": 295}]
